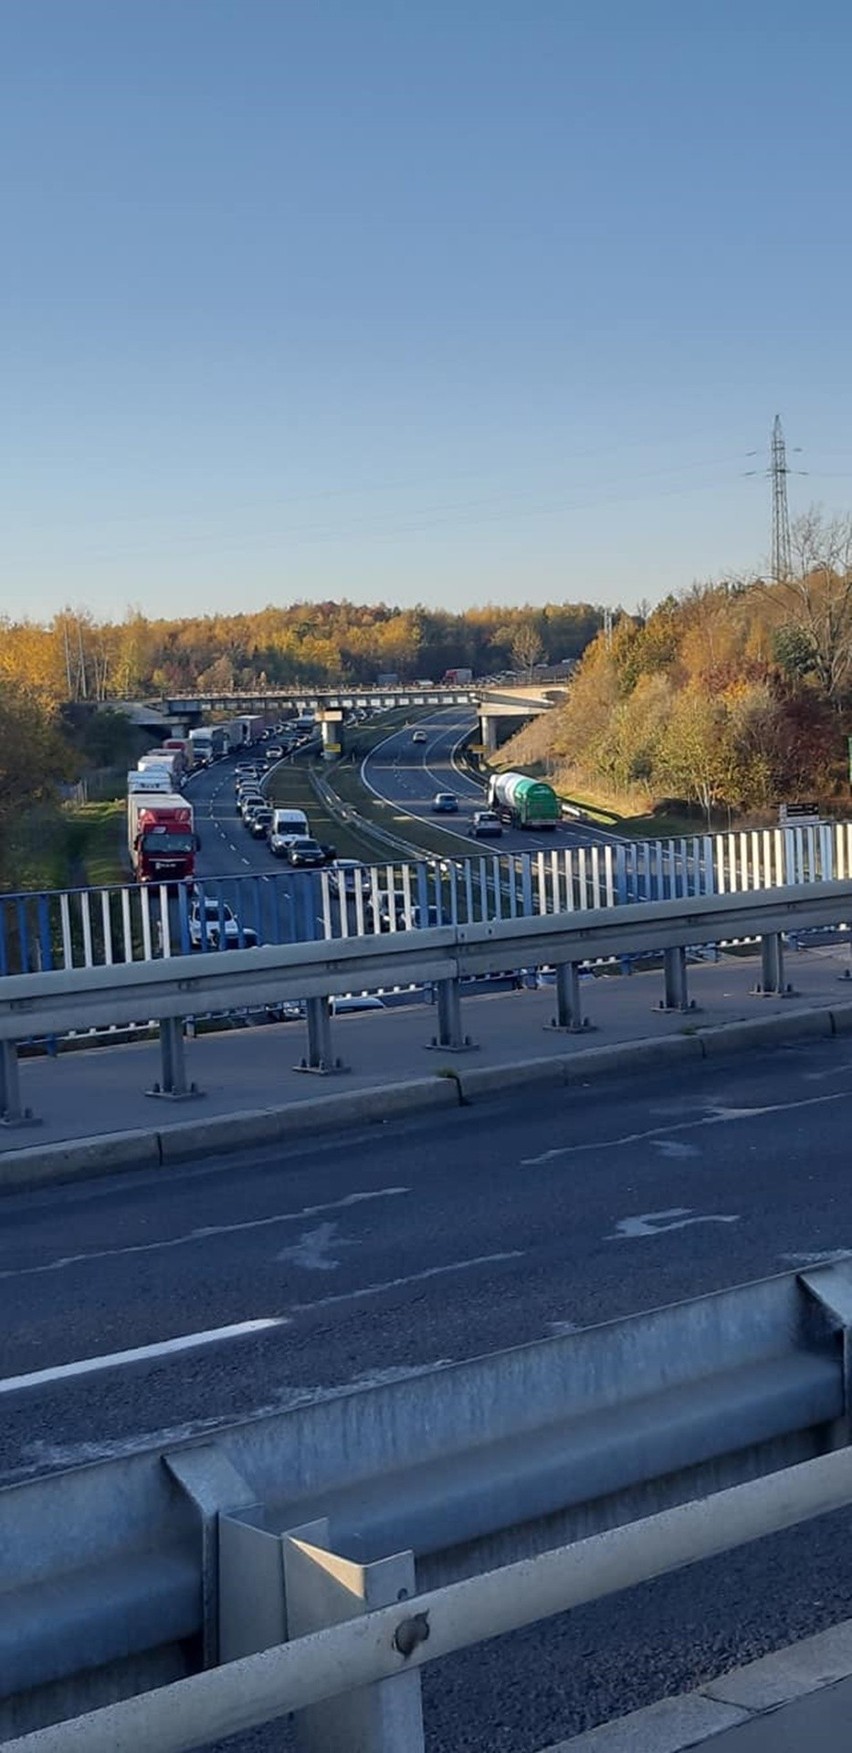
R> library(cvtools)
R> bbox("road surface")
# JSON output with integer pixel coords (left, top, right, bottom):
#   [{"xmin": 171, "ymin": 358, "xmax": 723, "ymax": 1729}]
[
  {"xmin": 5, "ymin": 1038, "xmax": 852, "ymax": 1750},
  {"xmin": 360, "ymin": 707, "xmax": 621, "ymax": 857}
]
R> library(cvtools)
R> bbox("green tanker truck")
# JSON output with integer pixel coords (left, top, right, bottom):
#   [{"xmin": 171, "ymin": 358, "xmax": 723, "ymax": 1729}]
[{"xmin": 486, "ymin": 771, "xmax": 560, "ymax": 830}]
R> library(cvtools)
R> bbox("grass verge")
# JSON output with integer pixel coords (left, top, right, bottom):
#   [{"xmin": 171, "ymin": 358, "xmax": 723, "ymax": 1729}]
[{"xmin": 0, "ymin": 801, "xmax": 126, "ymax": 893}]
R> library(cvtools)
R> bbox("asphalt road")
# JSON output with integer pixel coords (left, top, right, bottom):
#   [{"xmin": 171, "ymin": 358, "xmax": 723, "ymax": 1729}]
[
  {"xmin": 6, "ymin": 1040, "xmax": 852, "ymax": 1750},
  {"xmin": 360, "ymin": 707, "xmax": 622, "ymax": 857}
]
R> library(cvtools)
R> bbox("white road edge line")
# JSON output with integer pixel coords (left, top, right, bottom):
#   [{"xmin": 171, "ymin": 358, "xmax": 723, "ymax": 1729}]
[{"xmin": 0, "ymin": 1318, "xmax": 285, "ymax": 1395}]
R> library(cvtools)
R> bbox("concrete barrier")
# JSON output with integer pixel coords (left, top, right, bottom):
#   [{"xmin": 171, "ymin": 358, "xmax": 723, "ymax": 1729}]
[
  {"xmin": 0, "ymin": 1078, "xmax": 462, "ymax": 1192},
  {"xmin": 696, "ymin": 1007, "xmax": 835, "ymax": 1057},
  {"xmin": 156, "ymin": 1077, "xmax": 461, "ymax": 1165},
  {"xmin": 0, "ymin": 1129, "xmax": 163, "ymax": 1191}
]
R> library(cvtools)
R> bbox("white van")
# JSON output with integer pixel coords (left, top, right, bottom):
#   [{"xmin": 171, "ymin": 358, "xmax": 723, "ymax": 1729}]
[{"xmin": 269, "ymin": 807, "xmax": 310, "ymax": 857}]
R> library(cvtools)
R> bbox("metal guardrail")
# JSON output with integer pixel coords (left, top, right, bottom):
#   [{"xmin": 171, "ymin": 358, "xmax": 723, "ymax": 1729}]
[
  {"xmin": 2, "ymin": 817, "xmax": 850, "ymax": 982},
  {"xmin": 3, "ymin": 1258, "xmax": 852, "ymax": 1748},
  {"xmin": 0, "ymin": 879, "xmax": 850, "ymax": 1116}
]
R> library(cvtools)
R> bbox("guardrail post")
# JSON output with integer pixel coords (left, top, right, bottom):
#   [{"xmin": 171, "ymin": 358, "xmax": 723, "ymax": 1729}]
[
  {"xmin": 166, "ymin": 1445, "xmax": 262, "ymax": 1667},
  {"xmin": 283, "ymin": 1523, "xmax": 424, "ymax": 1753},
  {"xmin": 0, "ymin": 1041, "xmax": 37, "ymax": 1126},
  {"xmin": 544, "ymin": 961, "xmax": 592, "ymax": 1033},
  {"xmin": 656, "ymin": 946, "xmax": 696, "ymax": 1012},
  {"xmin": 752, "ymin": 931, "xmax": 794, "ymax": 997},
  {"xmin": 146, "ymin": 1016, "xmax": 201, "ymax": 1099},
  {"xmin": 427, "ymin": 976, "xmax": 476, "ymax": 1052},
  {"xmin": 296, "ymin": 995, "xmax": 347, "ymax": 1074}
]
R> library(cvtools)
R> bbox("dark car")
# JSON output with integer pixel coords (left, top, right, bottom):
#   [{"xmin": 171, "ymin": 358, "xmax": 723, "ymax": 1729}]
[
  {"xmin": 248, "ymin": 807, "xmax": 273, "ymax": 838},
  {"xmin": 286, "ymin": 836, "xmax": 328, "ymax": 868},
  {"xmin": 432, "ymin": 792, "xmax": 459, "ymax": 814}
]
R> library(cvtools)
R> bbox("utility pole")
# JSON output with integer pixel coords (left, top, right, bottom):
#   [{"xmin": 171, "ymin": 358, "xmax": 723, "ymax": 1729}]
[{"xmin": 770, "ymin": 414, "xmax": 792, "ymax": 583}]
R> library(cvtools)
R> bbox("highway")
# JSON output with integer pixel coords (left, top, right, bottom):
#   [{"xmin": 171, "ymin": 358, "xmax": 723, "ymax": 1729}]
[
  {"xmin": 360, "ymin": 707, "xmax": 621, "ymax": 857},
  {"xmin": 5, "ymin": 1038, "xmax": 852, "ymax": 1750}
]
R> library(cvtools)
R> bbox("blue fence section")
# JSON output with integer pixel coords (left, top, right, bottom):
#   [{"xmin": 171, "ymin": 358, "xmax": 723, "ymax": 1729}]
[{"xmin": 0, "ymin": 821, "xmax": 849, "ymax": 979}]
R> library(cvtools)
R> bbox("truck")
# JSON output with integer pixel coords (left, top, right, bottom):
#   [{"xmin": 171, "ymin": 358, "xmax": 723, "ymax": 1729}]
[
  {"xmin": 486, "ymin": 771, "xmax": 560, "ymax": 830},
  {"xmin": 151, "ymin": 745, "xmax": 186, "ymax": 782},
  {"xmin": 189, "ymin": 726, "xmax": 215, "ymax": 765},
  {"xmin": 162, "ymin": 737, "xmax": 194, "ymax": 770},
  {"xmin": 128, "ymin": 792, "xmax": 197, "ymax": 884},
  {"xmin": 443, "ymin": 667, "xmax": 473, "ymax": 685},
  {"xmin": 236, "ymin": 714, "xmax": 266, "ymax": 745},
  {"xmin": 139, "ymin": 751, "xmax": 182, "ymax": 786},
  {"xmin": 127, "ymin": 768, "xmax": 172, "ymax": 795}
]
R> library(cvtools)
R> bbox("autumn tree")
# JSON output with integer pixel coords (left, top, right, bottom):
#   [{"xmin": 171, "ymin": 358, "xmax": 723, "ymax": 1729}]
[
  {"xmin": 510, "ymin": 621, "xmax": 545, "ymax": 678},
  {"xmin": 758, "ymin": 506, "xmax": 852, "ymax": 706}
]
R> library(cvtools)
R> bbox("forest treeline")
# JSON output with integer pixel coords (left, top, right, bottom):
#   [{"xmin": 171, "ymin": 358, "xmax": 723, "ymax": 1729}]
[
  {"xmin": 503, "ymin": 511, "xmax": 852, "ymax": 821},
  {"xmin": 2, "ymin": 500, "xmax": 852, "ymax": 861},
  {"xmin": 0, "ymin": 599, "xmax": 602, "ymax": 703}
]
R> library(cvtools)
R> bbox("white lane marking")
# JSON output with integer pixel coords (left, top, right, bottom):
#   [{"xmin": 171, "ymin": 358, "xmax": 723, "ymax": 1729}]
[
  {"xmin": 607, "ymin": 1208, "xmax": 740, "ymax": 1240},
  {"xmin": 277, "ymin": 1222, "xmax": 354, "ymax": 1271},
  {"xmin": 0, "ymin": 1318, "xmax": 284, "ymax": 1396},
  {"xmin": 653, "ymin": 1140, "xmax": 700, "ymax": 1159},
  {"xmin": 547, "ymin": 1320, "xmax": 580, "ymax": 1335},
  {"xmin": 780, "ymin": 1249, "xmax": 852, "ymax": 1266},
  {"xmin": 0, "ymin": 1187, "xmax": 410, "ymax": 1281},
  {"xmin": 522, "ymin": 1090, "xmax": 852, "ymax": 1166},
  {"xmin": 292, "ymin": 1248, "xmax": 523, "ymax": 1311},
  {"xmin": 241, "ymin": 856, "xmax": 251, "ymax": 865}
]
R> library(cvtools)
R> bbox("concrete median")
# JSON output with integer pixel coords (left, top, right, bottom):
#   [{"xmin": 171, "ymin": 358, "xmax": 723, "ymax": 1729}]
[
  {"xmin": 695, "ymin": 1006, "xmax": 835, "ymax": 1057},
  {"xmin": 0, "ymin": 1128, "xmax": 163, "ymax": 1192},
  {"xmin": 0, "ymin": 1077, "xmax": 462, "ymax": 1192},
  {"xmin": 156, "ymin": 1076, "xmax": 462, "ymax": 1164}
]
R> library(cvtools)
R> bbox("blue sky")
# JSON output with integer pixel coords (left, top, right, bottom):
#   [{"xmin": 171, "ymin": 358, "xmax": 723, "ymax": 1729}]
[{"xmin": 2, "ymin": 0, "xmax": 850, "ymax": 621}]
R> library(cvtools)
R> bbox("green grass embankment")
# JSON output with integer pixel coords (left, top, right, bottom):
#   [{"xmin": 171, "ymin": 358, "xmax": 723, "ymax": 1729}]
[{"xmin": 0, "ymin": 801, "xmax": 126, "ymax": 894}]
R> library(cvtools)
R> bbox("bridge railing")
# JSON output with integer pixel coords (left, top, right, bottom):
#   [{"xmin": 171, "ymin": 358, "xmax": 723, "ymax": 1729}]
[
  {"xmin": 2, "ymin": 820, "xmax": 851, "ymax": 980},
  {"xmin": 0, "ymin": 880, "xmax": 850, "ymax": 1114}
]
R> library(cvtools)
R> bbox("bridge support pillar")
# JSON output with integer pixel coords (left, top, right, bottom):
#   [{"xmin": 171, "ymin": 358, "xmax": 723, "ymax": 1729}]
[
  {"xmin": 656, "ymin": 946, "xmax": 696, "ymax": 1013},
  {"xmin": 427, "ymin": 976, "xmax": 476, "ymax": 1052},
  {"xmin": 480, "ymin": 714, "xmax": 498, "ymax": 755},
  {"xmin": 146, "ymin": 1016, "xmax": 201, "ymax": 1099},
  {"xmin": 544, "ymin": 961, "xmax": 592, "ymax": 1033},
  {"xmin": 752, "ymin": 931, "xmax": 794, "ymax": 997},
  {"xmin": 296, "ymin": 995, "xmax": 348, "ymax": 1074},
  {"xmin": 0, "ymin": 1040, "xmax": 37, "ymax": 1126}
]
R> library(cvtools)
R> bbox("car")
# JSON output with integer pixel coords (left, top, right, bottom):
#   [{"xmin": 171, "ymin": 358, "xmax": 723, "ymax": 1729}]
[
  {"xmin": 327, "ymin": 860, "xmax": 373, "ymax": 897},
  {"xmin": 412, "ymin": 729, "xmax": 427, "ymax": 744},
  {"xmin": 286, "ymin": 835, "xmax": 328, "ymax": 868},
  {"xmin": 265, "ymin": 745, "xmax": 285, "ymax": 762},
  {"xmin": 277, "ymin": 994, "xmax": 386, "ymax": 1019},
  {"xmin": 378, "ymin": 890, "xmax": 414, "ymax": 931},
  {"xmin": 469, "ymin": 809, "xmax": 503, "ymax": 839},
  {"xmin": 247, "ymin": 807, "xmax": 273, "ymax": 838},
  {"xmin": 238, "ymin": 792, "xmax": 265, "ymax": 818},
  {"xmin": 188, "ymin": 899, "xmax": 258, "ymax": 951},
  {"xmin": 234, "ymin": 762, "xmax": 259, "ymax": 776},
  {"xmin": 268, "ymin": 829, "xmax": 303, "ymax": 858},
  {"xmin": 432, "ymin": 792, "xmax": 459, "ymax": 814},
  {"xmin": 330, "ymin": 994, "xmax": 386, "ymax": 1014},
  {"xmin": 242, "ymin": 801, "xmax": 269, "ymax": 829}
]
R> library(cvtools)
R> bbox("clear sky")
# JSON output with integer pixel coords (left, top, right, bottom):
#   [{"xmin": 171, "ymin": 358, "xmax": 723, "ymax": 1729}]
[{"xmin": 2, "ymin": 0, "xmax": 850, "ymax": 622}]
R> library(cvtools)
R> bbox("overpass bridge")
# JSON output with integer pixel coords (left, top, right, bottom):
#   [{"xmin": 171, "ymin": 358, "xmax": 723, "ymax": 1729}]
[{"xmin": 119, "ymin": 682, "xmax": 569, "ymax": 755}]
